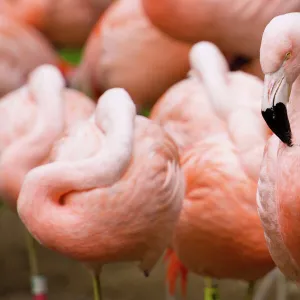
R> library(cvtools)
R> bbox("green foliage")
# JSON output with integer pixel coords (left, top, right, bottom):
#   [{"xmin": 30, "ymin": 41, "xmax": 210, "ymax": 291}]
[
  {"xmin": 141, "ymin": 108, "xmax": 150, "ymax": 117},
  {"xmin": 58, "ymin": 48, "xmax": 83, "ymax": 65},
  {"xmin": 57, "ymin": 49, "xmax": 153, "ymax": 119}
]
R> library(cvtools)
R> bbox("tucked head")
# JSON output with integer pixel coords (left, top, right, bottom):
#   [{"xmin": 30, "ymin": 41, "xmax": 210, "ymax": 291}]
[
  {"xmin": 260, "ymin": 13, "xmax": 300, "ymax": 147},
  {"xmin": 189, "ymin": 41, "xmax": 229, "ymax": 78}
]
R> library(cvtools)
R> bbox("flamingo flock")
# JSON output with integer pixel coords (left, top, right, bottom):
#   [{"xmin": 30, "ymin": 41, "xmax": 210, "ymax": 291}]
[{"xmin": 0, "ymin": 1, "xmax": 300, "ymax": 300}]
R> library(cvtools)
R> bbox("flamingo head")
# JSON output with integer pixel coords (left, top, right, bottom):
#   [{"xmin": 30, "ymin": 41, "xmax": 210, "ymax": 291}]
[{"xmin": 260, "ymin": 13, "xmax": 300, "ymax": 147}]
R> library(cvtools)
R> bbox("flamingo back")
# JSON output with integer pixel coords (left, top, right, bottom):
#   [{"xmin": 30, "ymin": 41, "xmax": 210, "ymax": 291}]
[
  {"xmin": 0, "ymin": 83, "xmax": 95, "ymax": 209},
  {"xmin": 150, "ymin": 77, "xmax": 225, "ymax": 152},
  {"xmin": 174, "ymin": 135, "xmax": 274, "ymax": 281}
]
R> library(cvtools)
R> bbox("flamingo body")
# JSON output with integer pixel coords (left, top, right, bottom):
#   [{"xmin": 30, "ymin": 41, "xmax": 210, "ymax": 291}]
[
  {"xmin": 0, "ymin": 16, "xmax": 64, "ymax": 97},
  {"xmin": 17, "ymin": 89, "xmax": 185, "ymax": 275},
  {"xmin": 0, "ymin": 0, "xmax": 112, "ymax": 47},
  {"xmin": 0, "ymin": 68, "xmax": 95, "ymax": 209},
  {"xmin": 142, "ymin": 0, "xmax": 300, "ymax": 58},
  {"xmin": 256, "ymin": 12, "xmax": 300, "ymax": 282},
  {"xmin": 175, "ymin": 135, "xmax": 273, "ymax": 280},
  {"xmin": 150, "ymin": 76, "xmax": 224, "ymax": 152},
  {"xmin": 151, "ymin": 42, "xmax": 274, "ymax": 295},
  {"xmin": 71, "ymin": 0, "xmax": 191, "ymax": 111}
]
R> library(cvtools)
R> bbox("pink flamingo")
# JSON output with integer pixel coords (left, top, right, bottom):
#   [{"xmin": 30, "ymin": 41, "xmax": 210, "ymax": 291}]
[
  {"xmin": 0, "ymin": 64, "xmax": 95, "ymax": 299},
  {"xmin": 70, "ymin": 0, "xmax": 191, "ymax": 112},
  {"xmin": 141, "ymin": 0, "xmax": 300, "ymax": 61},
  {"xmin": 151, "ymin": 41, "xmax": 274, "ymax": 299},
  {"xmin": 0, "ymin": 0, "xmax": 112, "ymax": 48},
  {"xmin": 257, "ymin": 12, "xmax": 300, "ymax": 283},
  {"xmin": 0, "ymin": 15, "xmax": 70, "ymax": 97},
  {"xmin": 17, "ymin": 88, "xmax": 185, "ymax": 300}
]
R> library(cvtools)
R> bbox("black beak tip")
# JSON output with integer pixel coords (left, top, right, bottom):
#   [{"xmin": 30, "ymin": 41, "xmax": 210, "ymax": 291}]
[{"xmin": 261, "ymin": 102, "xmax": 293, "ymax": 147}]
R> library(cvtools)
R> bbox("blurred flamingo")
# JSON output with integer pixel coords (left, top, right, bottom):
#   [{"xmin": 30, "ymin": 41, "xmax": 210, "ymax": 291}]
[
  {"xmin": 70, "ymin": 0, "xmax": 191, "ymax": 113},
  {"xmin": 0, "ymin": 65, "xmax": 95, "ymax": 299},
  {"xmin": 151, "ymin": 41, "xmax": 274, "ymax": 299},
  {"xmin": 0, "ymin": 15, "xmax": 71, "ymax": 97},
  {"xmin": 0, "ymin": 0, "xmax": 112, "ymax": 48},
  {"xmin": 257, "ymin": 12, "xmax": 300, "ymax": 283},
  {"xmin": 17, "ymin": 88, "xmax": 185, "ymax": 300},
  {"xmin": 150, "ymin": 71, "xmax": 226, "ymax": 153},
  {"xmin": 142, "ymin": 0, "xmax": 300, "ymax": 63}
]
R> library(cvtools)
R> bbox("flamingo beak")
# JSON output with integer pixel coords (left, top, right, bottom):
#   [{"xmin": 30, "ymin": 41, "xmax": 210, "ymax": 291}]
[{"xmin": 261, "ymin": 68, "xmax": 292, "ymax": 146}]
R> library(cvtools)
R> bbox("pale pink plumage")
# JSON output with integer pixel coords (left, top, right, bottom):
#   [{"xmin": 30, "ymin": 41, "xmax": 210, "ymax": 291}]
[
  {"xmin": 0, "ymin": 16, "xmax": 66, "ymax": 97},
  {"xmin": 151, "ymin": 43, "xmax": 270, "ymax": 159},
  {"xmin": 150, "ymin": 75, "xmax": 224, "ymax": 152},
  {"xmin": 0, "ymin": 64, "xmax": 95, "ymax": 209},
  {"xmin": 151, "ymin": 41, "xmax": 273, "ymax": 296},
  {"xmin": 257, "ymin": 12, "xmax": 300, "ymax": 282},
  {"xmin": 70, "ymin": 0, "xmax": 191, "ymax": 112},
  {"xmin": 17, "ymin": 88, "xmax": 184, "ymax": 275},
  {"xmin": 0, "ymin": 64, "xmax": 95, "ymax": 299},
  {"xmin": 142, "ymin": 0, "xmax": 300, "ymax": 59},
  {"xmin": 0, "ymin": 0, "xmax": 112, "ymax": 47}
]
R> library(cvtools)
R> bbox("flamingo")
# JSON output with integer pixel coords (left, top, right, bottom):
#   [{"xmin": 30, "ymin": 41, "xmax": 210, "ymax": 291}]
[
  {"xmin": 150, "ymin": 41, "xmax": 274, "ymax": 299},
  {"xmin": 0, "ymin": 0, "xmax": 112, "ymax": 48},
  {"xmin": 70, "ymin": 0, "xmax": 191, "ymax": 113},
  {"xmin": 150, "ymin": 70, "xmax": 227, "ymax": 153},
  {"xmin": 0, "ymin": 64, "xmax": 95, "ymax": 299},
  {"xmin": 141, "ymin": 0, "xmax": 300, "ymax": 64},
  {"xmin": 257, "ymin": 12, "xmax": 300, "ymax": 284},
  {"xmin": 16, "ymin": 88, "xmax": 185, "ymax": 300},
  {"xmin": 70, "ymin": 0, "xmax": 271, "ymax": 109},
  {"xmin": 0, "ymin": 15, "xmax": 71, "ymax": 97},
  {"xmin": 149, "ymin": 60, "xmax": 264, "ymax": 149}
]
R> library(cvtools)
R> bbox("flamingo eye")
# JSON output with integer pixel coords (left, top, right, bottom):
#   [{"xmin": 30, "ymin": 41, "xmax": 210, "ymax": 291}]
[{"xmin": 285, "ymin": 52, "xmax": 292, "ymax": 61}]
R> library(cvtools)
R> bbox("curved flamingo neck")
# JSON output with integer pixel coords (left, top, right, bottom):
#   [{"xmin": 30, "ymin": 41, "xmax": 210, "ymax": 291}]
[
  {"xmin": 25, "ymin": 88, "xmax": 136, "ymax": 197},
  {"xmin": 17, "ymin": 89, "xmax": 136, "ymax": 240},
  {"xmin": 0, "ymin": 65, "xmax": 65, "ymax": 201},
  {"xmin": 189, "ymin": 42, "xmax": 232, "ymax": 121}
]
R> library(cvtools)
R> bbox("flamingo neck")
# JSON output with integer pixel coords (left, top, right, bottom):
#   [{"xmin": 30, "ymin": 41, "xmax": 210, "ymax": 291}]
[
  {"xmin": 17, "ymin": 89, "xmax": 136, "ymax": 254},
  {"xmin": 286, "ymin": 77, "xmax": 300, "ymax": 145},
  {"xmin": 18, "ymin": 85, "xmax": 64, "ymax": 162},
  {"xmin": 28, "ymin": 89, "xmax": 136, "ymax": 196},
  {"xmin": 190, "ymin": 45, "xmax": 232, "ymax": 121},
  {"xmin": 290, "ymin": 76, "xmax": 300, "ymax": 111},
  {"xmin": 0, "ymin": 75, "xmax": 65, "ymax": 202}
]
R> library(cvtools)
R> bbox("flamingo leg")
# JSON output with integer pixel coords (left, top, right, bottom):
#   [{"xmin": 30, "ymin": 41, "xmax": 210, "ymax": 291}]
[
  {"xmin": 165, "ymin": 285, "xmax": 176, "ymax": 300},
  {"xmin": 204, "ymin": 277, "xmax": 219, "ymax": 300},
  {"xmin": 25, "ymin": 230, "xmax": 48, "ymax": 300},
  {"xmin": 253, "ymin": 268, "xmax": 278, "ymax": 300},
  {"xmin": 245, "ymin": 281, "xmax": 255, "ymax": 300},
  {"xmin": 0, "ymin": 200, "xmax": 4, "ymax": 215},
  {"xmin": 92, "ymin": 271, "xmax": 102, "ymax": 300},
  {"xmin": 275, "ymin": 270, "xmax": 287, "ymax": 300}
]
